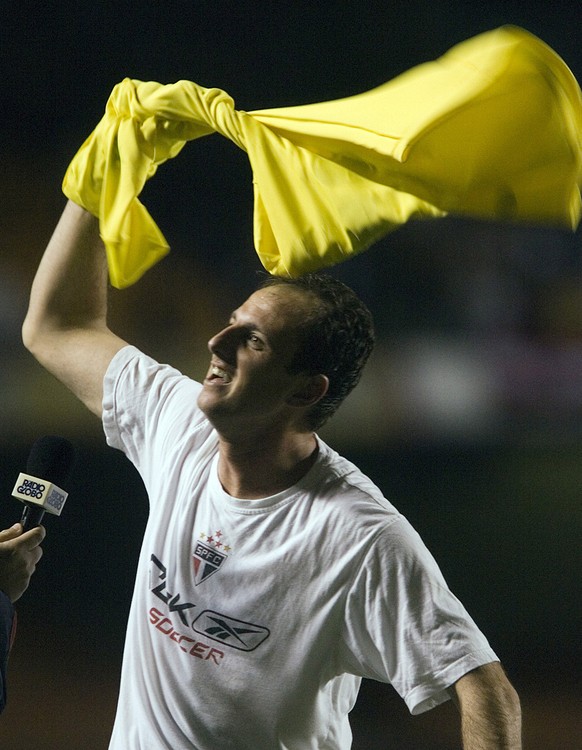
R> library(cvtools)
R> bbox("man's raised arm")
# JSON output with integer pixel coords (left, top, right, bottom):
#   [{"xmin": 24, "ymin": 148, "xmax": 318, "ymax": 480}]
[{"xmin": 22, "ymin": 200, "xmax": 128, "ymax": 417}]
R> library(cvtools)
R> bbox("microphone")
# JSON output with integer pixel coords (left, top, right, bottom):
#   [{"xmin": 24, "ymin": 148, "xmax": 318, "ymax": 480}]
[{"xmin": 11, "ymin": 436, "xmax": 76, "ymax": 531}]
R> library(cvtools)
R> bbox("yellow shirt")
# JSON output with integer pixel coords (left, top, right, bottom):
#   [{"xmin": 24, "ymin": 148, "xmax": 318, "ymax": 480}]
[{"xmin": 62, "ymin": 26, "xmax": 582, "ymax": 288}]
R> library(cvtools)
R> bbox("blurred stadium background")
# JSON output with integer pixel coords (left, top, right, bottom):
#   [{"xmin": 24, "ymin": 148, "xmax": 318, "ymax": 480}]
[{"xmin": 0, "ymin": 3, "xmax": 580, "ymax": 748}]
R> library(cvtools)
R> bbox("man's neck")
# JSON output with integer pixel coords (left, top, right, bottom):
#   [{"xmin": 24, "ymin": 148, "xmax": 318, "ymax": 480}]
[{"xmin": 217, "ymin": 431, "xmax": 319, "ymax": 500}]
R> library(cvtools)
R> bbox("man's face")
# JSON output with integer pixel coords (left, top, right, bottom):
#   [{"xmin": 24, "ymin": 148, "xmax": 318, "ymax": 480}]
[{"xmin": 197, "ymin": 286, "xmax": 315, "ymax": 433}]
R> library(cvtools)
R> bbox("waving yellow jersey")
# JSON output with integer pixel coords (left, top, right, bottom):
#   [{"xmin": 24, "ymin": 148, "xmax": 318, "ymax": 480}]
[{"xmin": 63, "ymin": 26, "xmax": 582, "ymax": 288}]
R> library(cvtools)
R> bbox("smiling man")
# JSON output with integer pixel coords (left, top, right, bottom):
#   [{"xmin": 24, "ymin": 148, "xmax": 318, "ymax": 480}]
[
  {"xmin": 199, "ymin": 284, "xmax": 327, "ymax": 441},
  {"xmin": 23, "ymin": 200, "xmax": 521, "ymax": 749}
]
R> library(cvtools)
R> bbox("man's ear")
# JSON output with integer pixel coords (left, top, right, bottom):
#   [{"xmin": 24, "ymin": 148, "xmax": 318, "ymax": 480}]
[{"xmin": 287, "ymin": 374, "xmax": 329, "ymax": 408}]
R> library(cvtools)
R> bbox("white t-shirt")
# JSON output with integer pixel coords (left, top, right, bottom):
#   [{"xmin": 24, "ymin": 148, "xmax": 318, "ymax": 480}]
[{"xmin": 103, "ymin": 346, "xmax": 497, "ymax": 750}]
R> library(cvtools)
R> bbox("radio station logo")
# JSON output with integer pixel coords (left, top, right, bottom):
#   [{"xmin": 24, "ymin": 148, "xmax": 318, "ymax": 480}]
[
  {"xmin": 193, "ymin": 530, "xmax": 231, "ymax": 586},
  {"xmin": 46, "ymin": 487, "xmax": 66, "ymax": 511},
  {"xmin": 12, "ymin": 474, "xmax": 68, "ymax": 515},
  {"xmin": 16, "ymin": 478, "xmax": 45, "ymax": 500}
]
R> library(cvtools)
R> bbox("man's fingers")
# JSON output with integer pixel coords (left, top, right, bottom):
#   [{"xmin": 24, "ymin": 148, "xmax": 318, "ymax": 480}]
[
  {"xmin": 16, "ymin": 525, "xmax": 47, "ymax": 550},
  {"xmin": 0, "ymin": 523, "xmax": 23, "ymax": 543},
  {"xmin": 0, "ymin": 525, "xmax": 46, "ymax": 554}
]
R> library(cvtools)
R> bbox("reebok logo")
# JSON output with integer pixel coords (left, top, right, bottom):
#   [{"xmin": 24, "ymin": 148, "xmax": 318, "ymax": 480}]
[{"xmin": 192, "ymin": 610, "xmax": 270, "ymax": 652}]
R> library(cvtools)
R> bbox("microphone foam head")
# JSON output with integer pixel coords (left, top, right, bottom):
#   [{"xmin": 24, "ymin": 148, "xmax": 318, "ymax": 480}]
[{"xmin": 26, "ymin": 435, "xmax": 76, "ymax": 487}]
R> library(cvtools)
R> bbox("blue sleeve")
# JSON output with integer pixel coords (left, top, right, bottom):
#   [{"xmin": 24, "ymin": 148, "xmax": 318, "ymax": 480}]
[{"xmin": 0, "ymin": 591, "xmax": 15, "ymax": 714}]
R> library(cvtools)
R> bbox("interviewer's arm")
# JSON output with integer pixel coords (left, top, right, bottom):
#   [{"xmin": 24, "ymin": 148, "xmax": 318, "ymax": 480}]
[
  {"xmin": 0, "ymin": 523, "xmax": 46, "ymax": 713},
  {"xmin": 449, "ymin": 662, "xmax": 522, "ymax": 749},
  {"xmin": 22, "ymin": 200, "xmax": 127, "ymax": 416}
]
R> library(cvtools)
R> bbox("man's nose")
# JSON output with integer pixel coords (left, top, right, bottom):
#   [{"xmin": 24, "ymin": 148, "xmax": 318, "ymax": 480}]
[{"xmin": 207, "ymin": 325, "xmax": 239, "ymax": 360}]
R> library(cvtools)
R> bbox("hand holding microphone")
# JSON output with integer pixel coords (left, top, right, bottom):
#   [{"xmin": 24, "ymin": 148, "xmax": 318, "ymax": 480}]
[
  {"xmin": 2, "ymin": 435, "xmax": 76, "ymax": 600},
  {"xmin": 0, "ymin": 524, "xmax": 46, "ymax": 603}
]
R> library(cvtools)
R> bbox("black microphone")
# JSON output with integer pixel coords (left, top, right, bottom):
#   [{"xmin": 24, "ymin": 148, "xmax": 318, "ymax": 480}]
[{"xmin": 11, "ymin": 436, "xmax": 76, "ymax": 531}]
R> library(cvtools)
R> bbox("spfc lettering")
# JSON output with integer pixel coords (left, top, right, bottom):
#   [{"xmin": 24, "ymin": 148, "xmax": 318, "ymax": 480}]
[{"xmin": 193, "ymin": 541, "xmax": 227, "ymax": 585}]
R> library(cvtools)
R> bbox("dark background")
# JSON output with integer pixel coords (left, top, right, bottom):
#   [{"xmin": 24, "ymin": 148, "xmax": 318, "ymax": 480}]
[{"xmin": 0, "ymin": 2, "xmax": 581, "ymax": 748}]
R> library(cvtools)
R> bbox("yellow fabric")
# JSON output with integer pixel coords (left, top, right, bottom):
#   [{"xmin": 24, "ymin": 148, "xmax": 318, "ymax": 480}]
[{"xmin": 62, "ymin": 26, "xmax": 582, "ymax": 289}]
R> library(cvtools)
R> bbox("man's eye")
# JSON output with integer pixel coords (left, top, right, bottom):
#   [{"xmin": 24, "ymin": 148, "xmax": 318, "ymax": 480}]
[{"xmin": 248, "ymin": 334, "xmax": 264, "ymax": 349}]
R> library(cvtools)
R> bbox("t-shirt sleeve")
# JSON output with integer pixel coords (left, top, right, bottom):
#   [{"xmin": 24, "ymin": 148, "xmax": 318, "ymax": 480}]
[
  {"xmin": 102, "ymin": 345, "xmax": 210, "ymax": 489},
  {"xmin": 339, "ymin": 516, "xmax": 498, "ymax": 715}
]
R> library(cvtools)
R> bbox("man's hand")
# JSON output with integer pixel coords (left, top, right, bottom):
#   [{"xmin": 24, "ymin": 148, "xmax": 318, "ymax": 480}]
[
  {"xmin": 0, "ymin": 524, "xmax": 46, "ymax": 602},
  {"xmin": 449, "ymin": 662, "xmax": 522, "ymax": 749}
]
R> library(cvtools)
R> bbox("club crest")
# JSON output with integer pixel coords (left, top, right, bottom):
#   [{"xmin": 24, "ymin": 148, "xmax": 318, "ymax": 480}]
[{"xmin": 193, "ymin": 530, "xmax": 230, "ymax": 585}]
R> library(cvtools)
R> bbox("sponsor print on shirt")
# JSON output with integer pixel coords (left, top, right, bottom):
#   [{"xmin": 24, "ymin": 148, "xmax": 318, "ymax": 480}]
[{"xmin": 148, "ymin": 549, "xmax": 270, "ymax": 661}]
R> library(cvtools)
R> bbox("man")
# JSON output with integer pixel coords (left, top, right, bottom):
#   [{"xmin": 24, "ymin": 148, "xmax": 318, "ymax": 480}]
[
  {"xmin": 23, "ymin": 200, "xmax": 521, "ymax": 748},
  {"xmin": 0, "ymin": 522, "xmax": 46, "ymax": 713}
]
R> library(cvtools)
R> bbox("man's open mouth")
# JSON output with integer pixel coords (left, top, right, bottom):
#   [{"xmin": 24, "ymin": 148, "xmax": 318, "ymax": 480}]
[{"xmin": 209, "ymin": 365, "xmax": 233, "ymax": 384}]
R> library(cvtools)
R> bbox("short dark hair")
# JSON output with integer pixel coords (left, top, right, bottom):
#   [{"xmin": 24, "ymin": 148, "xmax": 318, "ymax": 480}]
[{"xmin": 259, "ymin": 273, "xmax": 375, "ymax": 430}]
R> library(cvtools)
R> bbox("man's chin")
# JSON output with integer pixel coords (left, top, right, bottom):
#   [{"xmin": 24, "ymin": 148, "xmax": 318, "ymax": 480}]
[
  {"xmin": 197, "ymin": 388, "xmax": 212, "ymax": 415},
  {"xmin": 198, "ymin": 388, "xmax": 229, "ymax": 421}
]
